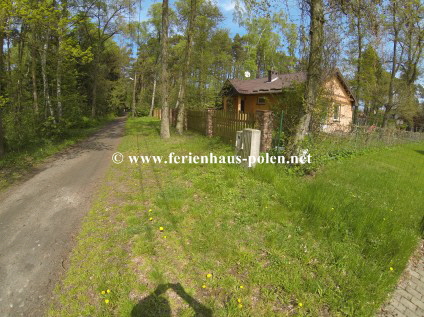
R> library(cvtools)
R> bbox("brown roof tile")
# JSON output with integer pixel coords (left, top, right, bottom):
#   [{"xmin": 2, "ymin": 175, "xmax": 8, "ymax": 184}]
[{"xmin": 228, "ymin": 72, "xmax": 307, "ymax": 95}]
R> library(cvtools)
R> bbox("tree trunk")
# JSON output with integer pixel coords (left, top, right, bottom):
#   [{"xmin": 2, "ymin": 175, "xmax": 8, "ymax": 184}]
[
  {"xmin": 353, "ymin": 12, "xmax": 362, "ymax": 125},
  {"xmin": 287, "ymin": 0, "xmax": 324, "ymax": 155},
  {"xmin": 160, "ymin": 0, "xmax": 170, "ymax": 139},
  {"xmin": 176, "ymin": 0, "xmax": 196, "ymax": 134},
  {"xmin": 175, "ymin": 79, "xmax": 183, "ymax": 110},
  {"xmin": 149, "ymin": 77, "xmax": 157, "ymax": 117},
  {"xmin": 41, "ymin": 31, "xmax": 55, "ymax": 122},
  {"xmin": 132, "ymin": 72, "xmax": 137, "ymax": 117},
  {"xmin": 56, "ymin": 35, "xmax": 63, "ymax": 119},
  {"xmin": 31, "ymin": 43, "xmax": 39, "ymax": 114},
  {"xmin": 382, "ymin": 3, "xmax": 400, "ymax": 128},
  {"xmin": 91, "ymin": 49, "xmax": 100, "ymax": 118}
]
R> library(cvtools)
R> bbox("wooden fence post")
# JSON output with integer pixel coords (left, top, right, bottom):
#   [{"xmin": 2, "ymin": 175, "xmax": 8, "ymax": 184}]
[
  {"xmin": 206, "ymin": 108, "xmax": 214, "ymax": 137},
  {"xmin": 255, "ymin": 110, "xmax": 273, "ymax": 152}
]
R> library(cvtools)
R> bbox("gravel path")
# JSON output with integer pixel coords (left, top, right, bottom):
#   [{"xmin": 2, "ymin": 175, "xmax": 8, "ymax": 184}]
[{"xmin": 0, "ymin": 117, "xmax": 125, "ymax": 317}]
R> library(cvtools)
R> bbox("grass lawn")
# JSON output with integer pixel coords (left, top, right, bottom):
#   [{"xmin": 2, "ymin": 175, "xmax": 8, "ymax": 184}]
[{"xmin": 48, "ymin": 117, "xmax": 424, "ymax": 317}]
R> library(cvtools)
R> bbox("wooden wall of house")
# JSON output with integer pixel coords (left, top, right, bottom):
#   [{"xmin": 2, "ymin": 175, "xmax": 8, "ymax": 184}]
[
  {"xmin": 223, "ymin": 94, "xmax": 272, "ymax": 113},
  {"xmin": 244, "ymin": 94, "xmax": 271, "ymax": 113}
]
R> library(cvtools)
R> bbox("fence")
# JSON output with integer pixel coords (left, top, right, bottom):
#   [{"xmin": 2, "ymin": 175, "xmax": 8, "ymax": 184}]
[
  {"xmin": 185, "ymin": 109, "xmax": 271, "ymax": 151},
  {"xmin": 186, "ymin": 110, "xmax": 207, "ymax": 135},
  {"xmin": 211, "ymin": 111, "xmax": 255, "ymax": 145},
  {"xmin": 152, "ymin": 107, "xmax": 424, "ymax": 153}
]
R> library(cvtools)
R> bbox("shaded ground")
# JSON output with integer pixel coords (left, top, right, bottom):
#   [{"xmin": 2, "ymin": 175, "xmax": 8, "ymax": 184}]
[{"xmin": 0, "ymin": 117, "xmax": 125, "ymax": 317}]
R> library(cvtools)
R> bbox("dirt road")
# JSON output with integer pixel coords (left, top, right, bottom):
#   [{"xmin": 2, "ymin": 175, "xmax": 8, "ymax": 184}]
[{"xmin": 0, "ymin": 117, "xmax": 125, "ymax": 317}]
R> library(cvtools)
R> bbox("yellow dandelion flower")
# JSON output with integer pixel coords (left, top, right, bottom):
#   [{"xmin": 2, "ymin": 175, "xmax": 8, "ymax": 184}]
[
  {"xmin": 298, "ymin": 302, "xmax": 303, "ymax": 307},
  {"xmin": 239, "ymin": 285, "xmax": 244, "ymax": 289},
  {"xmin": 105, "ymin": 299, "xmax": 110, "ymax": 304},
  {"xmin": 159, "ymin": 227, "xmax": 164, "ymax": 231},
  {"xmin": 107, "ymin": 289, "xmax": 111, "ymax": 294},
  {"xmin": 237, "ymin": 298, "xmax": 242, "ymax": 303},
  {"xmin": 390, "ymin": 267, "xmax": 394, "ymax": 271},
  {"xmin": 149, "ymin": 217, "xmax": 153, "ymax": 221},
  {"xmin": 202, "ymin": 284, "xmax": 206, "ymax": 289},
  {"xmin": 238, "ymin": 304, "xmax": 243, "ymax": 309},
  {"xmin": 148, "ymin": 209, "xmax": 152, "ymax": 212},
  {"xmin": 163, "ymin": 235, "xmax": 167, "ymax": 239},
  {"xmin": 101, "ymin": 290, "xmax": 105, "ymax": 295},
  {"xmin": 206, "ymin": 273, "xmax": 212, "ymax": 278}
]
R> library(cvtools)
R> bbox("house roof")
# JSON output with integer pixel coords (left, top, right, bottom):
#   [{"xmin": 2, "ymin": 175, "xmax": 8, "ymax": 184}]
[
  {"xmin": 228, "ymin": 72, "xmax": 307, "ymax": 95},
  {"xmin": 225, "ymin": 70, "xmax": 356, "ymax": 104}
]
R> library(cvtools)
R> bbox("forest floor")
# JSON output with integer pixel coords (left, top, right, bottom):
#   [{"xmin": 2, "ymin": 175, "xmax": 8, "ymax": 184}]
[
  {"xmin": 0, "ymin": 117, "xmax": 125, "ymax": 317},
  {"xmin": 47, "ymin": 117, "xmax": 424, "ymax": 317},
  {"xmin": 0, "ymin": 116, "xmax": 115, "ymax": 192}
]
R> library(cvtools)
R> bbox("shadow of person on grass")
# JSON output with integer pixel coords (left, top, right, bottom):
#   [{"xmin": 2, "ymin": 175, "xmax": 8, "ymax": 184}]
[{"xmin": 131, "ymin": 283, "xmax": 212, "ymax": 317}]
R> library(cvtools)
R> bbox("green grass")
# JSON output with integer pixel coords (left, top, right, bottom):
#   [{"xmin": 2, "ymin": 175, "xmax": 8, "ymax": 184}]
[
  {"xmin": 48, "ymin": 117, "xmax": 424, "ymax": 317},
  {"xmin": 0, "ymin": 116, "xmax": 115, "ymax": 191}
]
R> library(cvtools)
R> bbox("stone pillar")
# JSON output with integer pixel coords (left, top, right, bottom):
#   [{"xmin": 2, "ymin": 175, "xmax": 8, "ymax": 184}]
[
  {"xmin": 206, "ymin": 108, "xmax": 214, "ymax": 137},
  {"xmin": 255, "ymin": 110, "xmax": 273, "ymax": 152}
]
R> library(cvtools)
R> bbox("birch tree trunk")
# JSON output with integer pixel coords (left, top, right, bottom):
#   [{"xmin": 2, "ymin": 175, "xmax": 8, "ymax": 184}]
[
  {"xmin": 149, "ymin": 77, "xmax": 157, "ymax": 117},
  {"xmin": 31, "ymin": 42, "xmax": 39, "ymax": 114},
  {"xmin": 41, "ymin": 30, "xmax": 55, "ymax": 123},
  {"xmin": 56, "ymin": 34, "xmax": 63, "ymax": 119},
  {"xmin": 131, "ymin": 72, "xmax": 137, "ymax": 117},
  {"xmin": 160, "ymin": 0, "xmax": 170, "ymax": 139}
]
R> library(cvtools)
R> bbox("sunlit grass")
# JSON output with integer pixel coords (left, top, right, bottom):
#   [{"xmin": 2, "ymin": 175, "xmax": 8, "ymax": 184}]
[{"xmin": 48, "ymin": 117, "xmax": 424, "ymax": 316}]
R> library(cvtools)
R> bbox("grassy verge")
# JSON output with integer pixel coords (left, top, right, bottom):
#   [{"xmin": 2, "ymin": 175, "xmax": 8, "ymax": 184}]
[
  {"xmin": 0, "ymin": 115, "xmax": 115, "ymax": 191},
  {"xmin": 48, "ymin": 117, "xmax": 424, "ymax": 317}
]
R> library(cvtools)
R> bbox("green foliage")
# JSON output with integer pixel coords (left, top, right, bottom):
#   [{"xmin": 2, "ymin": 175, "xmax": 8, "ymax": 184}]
[
  {"xmin": 0, "ymin": 0, "xmax": 131, "ymax": 156},
  {"xmin": 40, "ymin": 116, "xmax": 67, "ymax": 139}
]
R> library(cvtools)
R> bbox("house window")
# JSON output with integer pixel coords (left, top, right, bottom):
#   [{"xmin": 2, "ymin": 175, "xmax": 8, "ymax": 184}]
[
  {"xmin": 257, "ymin": 96, "xmax": 266, "ymax": 105},
  {"xmin": 333, "ymin": 104, "xmax": 341, "ymax": 121}
]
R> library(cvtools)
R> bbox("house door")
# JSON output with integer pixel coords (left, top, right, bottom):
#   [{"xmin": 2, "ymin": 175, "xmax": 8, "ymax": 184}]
[{"xmin": 240, "ymin": 100, "xmax": 245, "ymax": 113}]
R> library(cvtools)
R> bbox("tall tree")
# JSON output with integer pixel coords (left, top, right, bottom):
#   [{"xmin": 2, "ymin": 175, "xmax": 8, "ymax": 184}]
[
  {"xmin": 288, "ymin": 0, "xmax": 324, "ymax": 155},
  {"xmin": 160, "ymin": 0, "xmax": 170, "ymax": 138},
  {"xmin": 382, "ymin": 0, "xmax": 405, "ymax": 127},
  {"xmin": 176, "ymin": 0, "xmax": 197, "ymax": 134}
]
